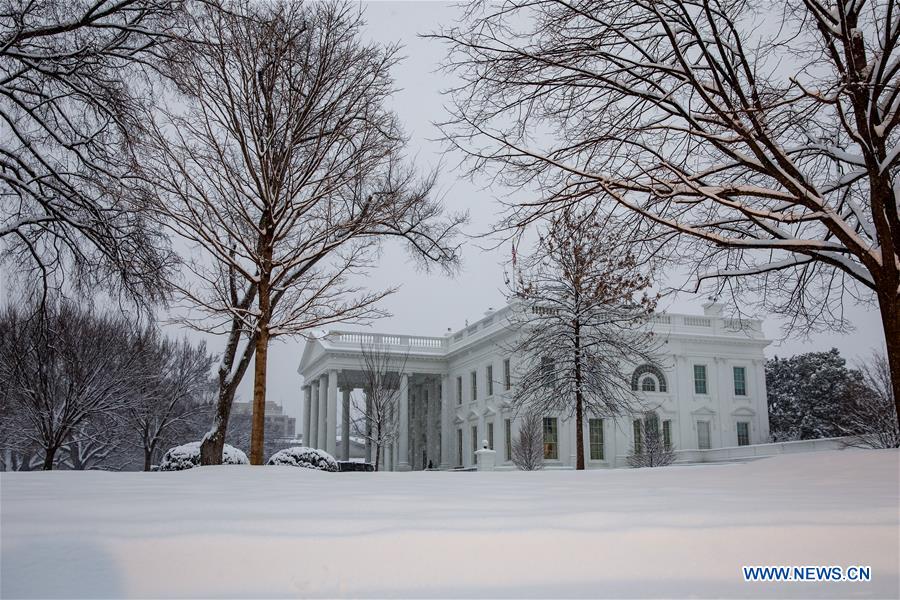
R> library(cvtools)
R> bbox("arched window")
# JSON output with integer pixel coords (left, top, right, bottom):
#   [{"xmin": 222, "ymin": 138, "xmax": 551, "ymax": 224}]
[{"xmin": 631, "ymin": 364, "xmax": 668, "ymax": 392}]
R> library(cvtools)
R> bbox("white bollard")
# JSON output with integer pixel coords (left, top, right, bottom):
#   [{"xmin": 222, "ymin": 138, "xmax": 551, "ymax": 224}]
[{"xmin": 474, "ymin": 439, "xmax": 497, "ymax": 471}]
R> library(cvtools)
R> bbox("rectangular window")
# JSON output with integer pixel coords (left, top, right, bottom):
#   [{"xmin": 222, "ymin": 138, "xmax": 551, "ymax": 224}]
[
  {"xmin": 733, "ymin": 366, "xmax": 747, "ymax": 396},
  {"xmin": 471, "ymin": 371, "xmax": 478, "ymax": 401},
  {"xmin": 543, "ymin": 417, "xmax": 558, "ymax": 460},
  {"xmin": 456, "ymin": 376, "xmax": 462, "ymax": 405},
  {"xmin": 471, "ymin": 425, "xmax": 479, "ymax": 456},
  {"xmin": 541, "ymin": 356, "xmax": 555, "ymax": 385},
  {"xmin": 697, "ymin": 420, "xmax": 711, "ymax": 450},
  {"xmin": 503, "ymin": 358, "xmax": 511, "ymax": 390},
  {"xmin": 633, "ymin": 419, "xmax": 643, "ymax": 453},
  {"xmin": 487, "ymin": 422, "xmax": 494, "ymax": 449},
  {"xmin": 589, "ymin": 418, "xmax": 604, "ymax": 460},
  {"xmin": 694, "ymin": 364, "xmax": 708, "ymax": 394},
  {"xmin": 505, "ymin": 418, "xmax": 512, "ymax": 460},
  {"xmin": 663, "ymin": 420, "xmax": 672, "ymax": 450},
  {"xmin": 457, "ymin": 429, "xmax": 463, "ymax": 466},
  {"xmin": 737, "ymin": 421, "xmax": 750, "ymax": 446},
  {"xmin": 487, "ymin": 364, "xmax": 494, "ymax": 396}
]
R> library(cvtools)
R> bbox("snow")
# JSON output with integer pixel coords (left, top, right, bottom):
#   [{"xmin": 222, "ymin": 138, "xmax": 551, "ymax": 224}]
[
  {"xmin": 266, "ymin": 446, "xmax": 338, "ymax": 471},
  {"xmin": 158, "ymin": 441, "xmax": 248, "ymax": 471},
  {"xmin": 1, "ymin": 450, "xmax": 897, "ymax": 599}
]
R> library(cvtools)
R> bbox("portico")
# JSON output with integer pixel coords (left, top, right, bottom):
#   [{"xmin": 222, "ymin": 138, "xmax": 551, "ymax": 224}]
[{"xmin": 297, "ymin": 332, "xmax": 450, "ymax": 470}]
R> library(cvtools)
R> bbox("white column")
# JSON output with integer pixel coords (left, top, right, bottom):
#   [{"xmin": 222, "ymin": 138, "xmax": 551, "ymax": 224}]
[
  {"xmin": 364, "ymin": 386, "xmax": 373, "ymax": 463},
  {"xmin": 398, "ymin": 373, "xmax": 410, "ymax": 470},
  {"xmin": 303, "ymin": 385, "xmax": 312, "ymax": 446},
  {"xmin": 309, "ymin": 380, "xmax": 319, "ymax": 448},
  {"xmin": 425, "ymin": 383, "xmax": 433, "ymax": 468},
  {"xmin": 439, "ymin": 374, "xmax": 450, "ymax": 468},
  {"xmin": 326, "ymin": 370, "xmax": 338, "ymax": 457},
  {"xmin": 317, "ymin": 374, "xmax": 327, "ymax": 450},
  {"xmin": 341, "ymin": 387, "xmax": 351, "ymax": 460}
]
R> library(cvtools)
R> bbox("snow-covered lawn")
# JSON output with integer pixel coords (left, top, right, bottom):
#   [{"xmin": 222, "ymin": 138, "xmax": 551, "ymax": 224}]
[{"xmin": 2, "ymin": 450, "xmax": 897, "ymax": 599}]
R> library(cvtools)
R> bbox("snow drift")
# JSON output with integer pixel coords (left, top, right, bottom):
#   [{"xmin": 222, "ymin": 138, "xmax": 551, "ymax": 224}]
[{"xmin": 158, "ymin": 441, "xmax": 248, "ymax": 471}]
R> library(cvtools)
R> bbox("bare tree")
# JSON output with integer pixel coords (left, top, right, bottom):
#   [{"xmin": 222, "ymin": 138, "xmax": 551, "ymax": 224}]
[
  {"xmin": 0, "ymin": 301, "xmax": 140, "ymax": 469},
  {"xmin": 512, "ymin": 411, "xmax": 544, "ymax": 471},
  {"xmin": 60, "ymin": 417, "xmax": 125, "ymax": 471},
  {"xmin": 351, "ymin": 341, "xmax": 407, "ymax": 471},
  {"xmin": 628, "ymin": 413, "xmax": 677, "ymax": 468},
  {"xmin": 507, "ymin": 209, "xmax": 661, "ymax": 469},
  {"xmin": 434, "ymin": 0, "xmax": 900, "ymax": 430},
  {"xmin": 842, "ymin": 350, "xmax": 900, "ymax": 449},
  {"xmin": 122, "ymin": 329, "xmax": 215, "ymax": 470},
  {"xmin": 139, "ymin": 0, "xmax": 464, "ymax": 464},
  {"xmin": 0, "ymin": 0, "xmax": 181, "ymax": 305}
]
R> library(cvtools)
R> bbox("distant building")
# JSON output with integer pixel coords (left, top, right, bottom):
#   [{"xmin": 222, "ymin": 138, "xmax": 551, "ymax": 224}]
[
  {"xmin": 232, "ymin": 401, "xmax": 296, "ymax": 439},
  {"xmin": 298, "ymin": 301, "xmax": 771, "ymax": 470}
]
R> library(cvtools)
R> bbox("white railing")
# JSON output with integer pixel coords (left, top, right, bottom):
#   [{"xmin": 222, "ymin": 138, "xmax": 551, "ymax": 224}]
[
  {"xmin": 683, "ymin": 316, "xmax": 712, "ymax": 327},
  {"xmin": 328, "ymin": 331, "xmax": 447, "ymax": 351}
]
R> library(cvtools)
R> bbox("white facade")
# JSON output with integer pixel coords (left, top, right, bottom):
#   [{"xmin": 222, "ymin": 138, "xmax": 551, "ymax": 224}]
[{"xmin": 297, "ymin": 301, "xmax": 771, "ymax": 470}]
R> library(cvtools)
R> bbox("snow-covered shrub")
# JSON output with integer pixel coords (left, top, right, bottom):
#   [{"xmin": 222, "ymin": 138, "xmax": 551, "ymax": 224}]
[
  {"xmin": 266, "ymin": 446, "xmax": 338, "ymax": 472},
  {"xmin": 158, "ymin": 441, "xmax": 248, "ymax": 471}
]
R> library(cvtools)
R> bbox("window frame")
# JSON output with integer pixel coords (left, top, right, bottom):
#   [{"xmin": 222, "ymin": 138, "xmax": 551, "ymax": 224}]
[
  {"xmin": 589, "ymin": 417, "xmax": 604, "ymax": 460},
  {"xmin": 697, "ymin": 420, "xmax": 711, "ymax": 450},
  {"xmin": 542, "ymin": 417, "xmax": 559, "ymax": 460},
  {"xmin": 733, "ymin": 366, "xmax": 747, "ymax": 396},
  {"xmin": 486, "ymin": 364, "xmax": 494, "ymax": 397},
  {"xmin": 693, "ymin": 364, "xmax": 708, "ymax": 395},
  {"xmin": 456, "ymin": 429, "xmax": 463, "ymax": 466},
  {"xmin": 456, "ymin": 376, "xmax": 462, "ymax": 405},
  {"xmin": 503, "ymin": 358, "xmax": 511, "ymax": 390},
  {"xmin": 737, "ymin": 421, "xmax": 750, "ymax": 446},
  {"xmin": 504, "ymin": 418, "xmax": 512, "ymax": 460},
  {"xmin": 662, "ymin": 419, "xmax": 672, "ymax": 450},
  {"xmin": 487, "ymin": 422, "xmax": 494, "ymax": 449},
  {"xmin": 471, "ymin": 424, "xmax": 479, "ymax": 456},
  {"xmin": 470, "ymin": 371, "xmax": 478, "ymax": 401}
]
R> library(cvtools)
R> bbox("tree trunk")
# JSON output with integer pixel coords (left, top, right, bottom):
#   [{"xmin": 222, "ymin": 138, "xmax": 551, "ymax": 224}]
[
  {"xmin": 41, "ymin": 446, "xmax": 56, "ymax": 470},
  {"xmin": 877, "ymin": 291, "xmax": 900, "ymax": 433},
  {"xmin": 250, "ymin": 324, "xmax": 269, "ymax": 465},
  {"xmin": 573, "ymin": 318, "xmax": 585, "ymax": 470},
  {"xmin": 375, "ymin": 444, "xmax": 381, "ymax": 472},
  {"xmin": 201, "ymin": 385, "xmax": 236, "ymax": 465}
]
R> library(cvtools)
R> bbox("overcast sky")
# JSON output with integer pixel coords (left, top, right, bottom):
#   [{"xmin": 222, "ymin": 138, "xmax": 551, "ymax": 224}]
[
  {"xmin": 226, "ymin": 1, "xmax": 884, "ymax": 422},
  {"xmin": 0, "ymin": 2, "xmax": 880, "ymax": 422}
]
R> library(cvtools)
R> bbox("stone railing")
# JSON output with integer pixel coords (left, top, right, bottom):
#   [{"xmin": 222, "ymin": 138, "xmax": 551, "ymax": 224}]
[{"xmin": 326, "ymin": 331, "xmax": 448, "ymax": 352}]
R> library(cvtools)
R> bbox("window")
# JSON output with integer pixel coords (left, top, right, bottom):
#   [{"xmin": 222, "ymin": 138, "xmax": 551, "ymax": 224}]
[
  {"xmin": 487, "ymin": 422, "xmax": 494, "ymax": 449},
  {"xmin": 471, "ymin": 371, "xmax": 478, "ymax": 401},
  {"xmin": 641, "ymin": 376, "xmax": 657, "ymax": 392},
  {"xmin": 471, "ymin": 425, "xmax": 479, "ymax": 455},
  {"xmin": 697, "ymin": 420, "xmax": 711, "ymax": 450},
  {"xmin": 456, "ymin": 376, "xmax": 462, "ymax": 405},
  {"xmin": 589, "ymin": 418, "xmax": 604, "ymax": 460},
  {"xmin": 694, "ymin": 364, "xmax": 708, "ymax": 394},
  {"xmin": 541, "ymin": 356, "xmax": 555, "ymax": 386},
  {"xmin": 644, "ymin": 412, "xmax": 660, "ymax": 440},
  {"xmin": 487, "ymin": 364, "xmax": 494, "ymax": 396},
  {"xmin": 633, "ymin": 420, "xmax": 643, "ymax": 453},
  {"xmin": 543, "ymin": 417, "xmax": 558, "ymax": 459},
  {"xmin": 737, "ymin": 421, "xmax": 750, "ymax": 446},
  {"xmin": 662, "ymin": 420, "xmax": 672, "ymax": 450},
  {"xmin": 733, "ymin": 366, "xmax": 747, "ymax": 396},
  {"xmin": 505, "ymin": 418, "xmax": 512, "ymax": 460},
  {"xmin": 503, "ymin": 358, "xmax": 511, "ymax": 390},
  {"xmin": 457, "ymin": 429, "xmax": 463, "ymax": 466}
]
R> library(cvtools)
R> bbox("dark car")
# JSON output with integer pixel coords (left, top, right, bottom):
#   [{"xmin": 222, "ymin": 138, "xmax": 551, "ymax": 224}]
[{"xmin": 337, "ymin": 461, "xmax": 375, "ymax": 472}]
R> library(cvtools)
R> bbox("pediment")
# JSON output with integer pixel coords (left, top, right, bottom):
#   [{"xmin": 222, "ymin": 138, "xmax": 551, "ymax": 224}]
[
  {"xmin": 691, "ymin": 406, "xmax": 716, "ymax": 416},
  {"xmin": 731, "ymin": 407, "xmax": 756, "ymax": 416}
]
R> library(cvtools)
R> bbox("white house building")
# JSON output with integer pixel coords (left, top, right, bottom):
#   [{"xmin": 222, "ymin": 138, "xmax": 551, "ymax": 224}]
[{"xmin": 297, "ymin": 301, "xmax": 771, "ymax": 470}]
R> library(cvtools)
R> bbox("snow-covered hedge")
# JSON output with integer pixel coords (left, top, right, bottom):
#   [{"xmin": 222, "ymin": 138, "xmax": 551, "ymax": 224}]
[
  {"xmin": 159, "ymin": 441, "xmax": 249, "ymax": 471},
  {"xmin": 266, "ymin": 446, "xmax": 338, "ymax": 472}
]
